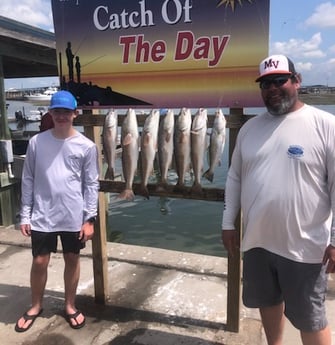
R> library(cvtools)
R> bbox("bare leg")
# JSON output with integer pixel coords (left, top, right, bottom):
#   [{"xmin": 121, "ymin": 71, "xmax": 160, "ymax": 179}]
[
  {"xmin": 259, "ymin": 303, "xmax": 285, "ymax": 345},
  {"xmin": 63, "ymin": 252, "xmax": 84, "ymax": 326},
  {"xmin": 16, "ymin": 254, "xmax": 50, "ymax": 329},
  {"xmin": 301, "ymin": 326, "xmax": 331, "ymax": 345}
]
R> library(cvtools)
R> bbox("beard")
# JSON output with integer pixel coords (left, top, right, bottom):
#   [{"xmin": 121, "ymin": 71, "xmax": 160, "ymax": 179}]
[{"xmin": 264, "ymin": 92, "xmax": 296, "ymax": 116}]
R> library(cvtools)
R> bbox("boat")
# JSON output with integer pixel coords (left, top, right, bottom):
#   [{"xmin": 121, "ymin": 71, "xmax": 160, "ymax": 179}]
[
  {"xmin": 24, "ymin": 87, "xmax": 58, "ymax": 101},
  {"xmin": 24, "ymin": 110, "xmax": 43, "ymax": 122},
  {"xmin": 14, "ymin": 106, "xmax": 46, "ymax": 122}
]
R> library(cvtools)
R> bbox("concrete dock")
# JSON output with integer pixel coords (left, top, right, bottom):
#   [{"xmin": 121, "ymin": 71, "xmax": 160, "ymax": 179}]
[{"xmin": 0, "ymin": 226, "xmax": 334, "ymax": 345}]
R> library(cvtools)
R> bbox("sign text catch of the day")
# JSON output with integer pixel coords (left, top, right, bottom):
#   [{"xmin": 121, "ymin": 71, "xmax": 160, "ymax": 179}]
[{"xmin": 93, "ymin": 0, "xmax": 230, "ymax": 67}]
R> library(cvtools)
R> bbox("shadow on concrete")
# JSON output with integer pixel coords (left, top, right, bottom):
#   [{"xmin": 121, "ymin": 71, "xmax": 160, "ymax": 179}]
[
  {"xmin": 75, "ymin": 294, "xmax": 227, "ymax": 331},
  {"xmin": 0, "ymin": 283, "xmax": 226, "ymax": 330},
  {"xmin": 21, "ymin": 334, "xmax": 75, "ymax": 345},
  {"xmin": 104, "ymin": 328, "xmax": 225, "ymax": 345}
]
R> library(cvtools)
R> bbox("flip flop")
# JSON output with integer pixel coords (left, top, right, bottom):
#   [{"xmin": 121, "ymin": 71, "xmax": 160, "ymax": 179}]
[
  {"xmin": 15, "ymin": 309, "xmax": 43, "ymax": 333},
  {"xmin": 65, "ymin": 310, "xmax": 86, "ymax": 329}
]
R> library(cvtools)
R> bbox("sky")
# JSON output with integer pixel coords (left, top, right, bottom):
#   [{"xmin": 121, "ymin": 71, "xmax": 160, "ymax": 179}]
[{"xmin": 1, "ymin": 0, "xmax": 335, "ymax": 89}]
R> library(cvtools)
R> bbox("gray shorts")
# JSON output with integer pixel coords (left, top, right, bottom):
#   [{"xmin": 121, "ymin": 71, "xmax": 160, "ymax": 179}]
[{"xmin": 242, "ymin": 248, "xmax": 328, "ymax": 332}]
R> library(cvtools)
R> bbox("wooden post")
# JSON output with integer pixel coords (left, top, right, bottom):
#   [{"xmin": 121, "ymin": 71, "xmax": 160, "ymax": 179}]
[
  {"xmin": 0, "ymin": 176, "xmax": 17, "ymax": 225},
  {"xmin": 0, "ymin": 56, "xmax": 11, "ymax": 140},
  {"xmin": 226, "ymin": 108, "xmax": 243, "ymax": 332},
  {"xmin": 83, "ymin": 109, "xmax": 109, "ymax": 304}
]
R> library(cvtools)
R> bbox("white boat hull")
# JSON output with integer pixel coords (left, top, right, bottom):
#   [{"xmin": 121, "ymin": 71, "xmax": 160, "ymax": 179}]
[
  {"xmin": 24, "ymin": 87, "xmax": 58, "ymax": 102},
  {"xmin": 24, "ymin": 94, "xmax": 52, "ymax": 101}
]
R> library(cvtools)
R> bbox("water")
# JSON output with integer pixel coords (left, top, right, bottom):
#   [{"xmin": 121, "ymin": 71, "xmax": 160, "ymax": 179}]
[{"xmin": 7, "ymin": 100, "xmax": 335, "ymax": 257}]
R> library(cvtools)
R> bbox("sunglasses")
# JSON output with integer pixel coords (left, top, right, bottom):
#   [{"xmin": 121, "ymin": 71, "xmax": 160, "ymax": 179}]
[{"xmin": 259, "ymin": 76, "xmax": 292, "ymax": 90}]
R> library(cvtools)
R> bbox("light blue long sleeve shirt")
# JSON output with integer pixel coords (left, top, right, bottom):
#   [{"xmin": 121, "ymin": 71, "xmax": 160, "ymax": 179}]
[{"xmin": 20, "ymin": 130, "xmax": 99, "ymax": 232}]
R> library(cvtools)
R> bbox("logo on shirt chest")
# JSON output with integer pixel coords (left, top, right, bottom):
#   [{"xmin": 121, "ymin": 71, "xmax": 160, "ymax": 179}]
[{"xmin": 287, "ymin": 145, "xmax": 304, "ymax": 158}]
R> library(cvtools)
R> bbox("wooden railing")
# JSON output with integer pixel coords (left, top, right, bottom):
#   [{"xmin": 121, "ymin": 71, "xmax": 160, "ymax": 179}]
[{"xmin": 74, "ymin": 107, "xmax": 250, "ymax": 332}]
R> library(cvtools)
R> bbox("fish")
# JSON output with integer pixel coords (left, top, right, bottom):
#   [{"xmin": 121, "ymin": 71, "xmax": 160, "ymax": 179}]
[
  {"xmin": 203, "ymin": 108, "xmax": 226, "ymax": 182},
  {"xmin": 140, "ymin": 109, "xmax": 160, "ymax": 199},
  {"xmin": 173, "ymin": 108, "xmax": 192, "ymax": 190},
  {"xmin": 118, "ymin": 108, "xmax": 139, "ymax": 201},
  {"xmin": 102, "ymin": 109, "xmax": 118, "ymax": 180},
  {"xmin": 191, "ymin": 108, "xmax": 208, "ymax": 194},
  {"xmin": 157, "ymin": 109, "xmax": 175, "ymax": 190}
]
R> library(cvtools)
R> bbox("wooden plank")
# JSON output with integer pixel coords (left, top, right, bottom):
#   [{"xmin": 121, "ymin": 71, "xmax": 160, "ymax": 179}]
[
  {"xmin": 226, "ymin": 108, "xmax": 243, "ymax": 332},
  {"xmin": 0, "ymin": 187, "xmax": 14, "ymax": 225},
  {"xmin": 74, "ymin": 112, "xmax": 252, "ymax": 129},
  {"xmin": 83, "ymin": 109, "xmax": 109, "ymax": 304},
  {"xmin": 99, "ymin": 180, "xmax": 224, "ymax": 202},
  {"xmin": 92, "ymin": 191, "xmax": 108, "ymax": 304}
]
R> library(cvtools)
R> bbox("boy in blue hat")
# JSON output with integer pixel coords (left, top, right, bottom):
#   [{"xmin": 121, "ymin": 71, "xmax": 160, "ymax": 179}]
[{"xmin": 16, "ymin": 90, "xmax": 99, "ymax": 332}]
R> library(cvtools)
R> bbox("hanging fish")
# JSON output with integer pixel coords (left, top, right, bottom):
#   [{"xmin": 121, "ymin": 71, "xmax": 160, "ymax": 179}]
[
  {"xmin": 102, "ymin": 109, "xmax": 118, "ymax": 180},
  {"xmin": 191, "ymin": 108, "xmax": 208, "ymax": 194},
  {"xmin": 140, "ymin": 109, "xmax": 160, "ymax": 199},
  {"xmin": 118, "ymin": 108, "xmax": 139, "ymax": 201},
  {"xmin": 203, "ymin": 108, "xmax": 226, "ymax": 182},
  {"xmin": 157, "ymin": 109, "xmax": 175, "ymax": 190},
  {"xmin": 174, "ymin": 108, "xmax": 192, "ymax": 190}
]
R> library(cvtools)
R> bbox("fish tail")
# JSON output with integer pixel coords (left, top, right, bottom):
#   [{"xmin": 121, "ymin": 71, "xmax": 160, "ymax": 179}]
[
  {"xmin": 203, "ymin": 169, "xmax": 214, "ymax": 182},
  {"xmin": 173, "ymin": 182, "xmax": 187, "ymax": 193},
  {"xmin": 104, "ymin": 167, "xmax": 115, "ymax": 180},
  {"xmin": 139, "ymin": 184, "xmax": 150, "ymax": 200},
  {"xmin": 156, "ymin": 182, "xmax": 169, "ymax": 193},
  {"xmin": 190, "ymin": 182, "xmax": 203, "ymax": 195},
  {"xmin": 117, "ymin": 189, "xmax": 135, "ymax": 201}
]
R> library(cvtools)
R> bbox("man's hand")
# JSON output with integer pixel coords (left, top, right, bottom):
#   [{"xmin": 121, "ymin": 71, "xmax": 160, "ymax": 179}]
[
  {"xmin": 79, "ymin": 222, "xmax": 94, "ymax": 242},
  {"xmin": 222, "ymin": 229, "xmax": 239, "ymax": 258},
  {"xmin": 323, "ymin": 245, "xmax": 335, "ymax": 273}
]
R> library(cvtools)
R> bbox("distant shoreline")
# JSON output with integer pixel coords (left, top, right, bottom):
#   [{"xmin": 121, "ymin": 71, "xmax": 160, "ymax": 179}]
[{"xmin": 299, "ymin": 93, "xmax": 335, "ymax": 105}]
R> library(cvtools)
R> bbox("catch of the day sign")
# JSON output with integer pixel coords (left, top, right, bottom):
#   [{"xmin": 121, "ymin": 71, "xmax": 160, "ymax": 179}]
[
  {"xmin": 102, "ymin": 108, "xmax": 227, "ymax": 201},
  {"xmin": 52, "ymin": 0, "xmax": 269, "ymax": 107}
]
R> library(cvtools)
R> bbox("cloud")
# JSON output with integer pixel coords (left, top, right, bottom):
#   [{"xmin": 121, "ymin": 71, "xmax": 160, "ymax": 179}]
[
  {"xmin": 305, "ymin": 2, "xmax": 335, "ymax": 28},
  {"xmin": 295, "ymin": 62, "xmax": 313, "ymax": 72},
  {"xmin": 0, "ymin": 0, "xmax": 54, "ymax": 31},
  {"xmin": 271, "ymin": 33, "xmax": 325, "ymax": 59}
]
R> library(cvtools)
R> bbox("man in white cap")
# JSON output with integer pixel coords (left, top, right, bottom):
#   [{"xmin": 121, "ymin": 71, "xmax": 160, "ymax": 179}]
[
  {"xmin": 222, "ymin": 55, "xmax": 335, "ymax": 345},
  {"xmin": 15, "ymin": 90, "xmax": 99, "ymax": 332}
]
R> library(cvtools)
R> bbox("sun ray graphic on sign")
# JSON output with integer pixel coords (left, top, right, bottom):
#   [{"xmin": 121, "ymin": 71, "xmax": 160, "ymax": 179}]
[{"xmin": 217, "ymin": 0, "xmax": 253, "ymax": 11}]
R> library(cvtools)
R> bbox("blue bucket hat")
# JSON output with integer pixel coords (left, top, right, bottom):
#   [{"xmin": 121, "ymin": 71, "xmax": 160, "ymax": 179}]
[{"xmin": 49, "ymin": 90, "xmax": 77, "ymax": 110}]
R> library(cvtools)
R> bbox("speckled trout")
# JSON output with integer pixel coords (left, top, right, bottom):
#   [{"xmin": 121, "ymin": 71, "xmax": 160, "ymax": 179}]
[
  {"xmin": 191, "ymin": 108, "xmax": 208, "ymax": 193},
  {"xmin": 140, "ymin": 109, "xmax": 160, "ymax": 199},
  {"xmin": 174, "ymin": 108, "xmax": 192, "ymax": 189},
  {"xmin": 119, "ymin": 108, "xmax": 139, "ymax": 201},
  {"xmin": 203, "ymin": 108, "xmax": 226, "ymax": 182},
  {"xmin": 157, "ymin": 109, "xmax": 175, "ymax": 190},
  {"xmin": 102, "ymin": 109, "xmax": 118, "ymax": 180}
]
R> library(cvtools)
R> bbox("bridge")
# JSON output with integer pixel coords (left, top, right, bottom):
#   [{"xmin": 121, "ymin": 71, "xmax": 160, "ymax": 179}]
[
  {"xmin": 0, "ymin": 15, "xmax": 57, "ymax": 139},
  {"xmin": 0, "ymin": 16, "xmax": 58, "ymax": 227}
]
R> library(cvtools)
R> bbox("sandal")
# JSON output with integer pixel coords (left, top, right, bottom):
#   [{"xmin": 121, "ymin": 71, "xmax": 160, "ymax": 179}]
[
  {"xmin": 65, "ymin": 310, "xmax": 86, "ymax": 329},
  {"xmin": 15, "ymin": 309, "xmax": 43, "ymax": 333}
]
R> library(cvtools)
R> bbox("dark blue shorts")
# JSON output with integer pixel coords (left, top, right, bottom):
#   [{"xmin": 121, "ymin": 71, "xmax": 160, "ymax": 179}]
[
  {"xmin": 31, "ymin": 230, "xmax": 85, "ymax": 257},
  {"xmin": 242, "ymin": 248, "xmax": 328, "ymax": 332}
]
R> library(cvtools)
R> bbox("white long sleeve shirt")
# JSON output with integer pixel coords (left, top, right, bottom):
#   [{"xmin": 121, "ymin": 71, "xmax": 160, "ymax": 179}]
[
  {"xmin": 20, "ymin": 130, "xmax": 99, "ymax": 232},
  {"xmin": 222, "ymin": 105, "xmax": 335, "ymax": 263}
]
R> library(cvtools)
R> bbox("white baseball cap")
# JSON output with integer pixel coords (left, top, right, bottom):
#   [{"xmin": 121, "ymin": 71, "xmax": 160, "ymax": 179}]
[{"xmin": 256, "ymin": 54, "xmax": 296, "ymax": 82}]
